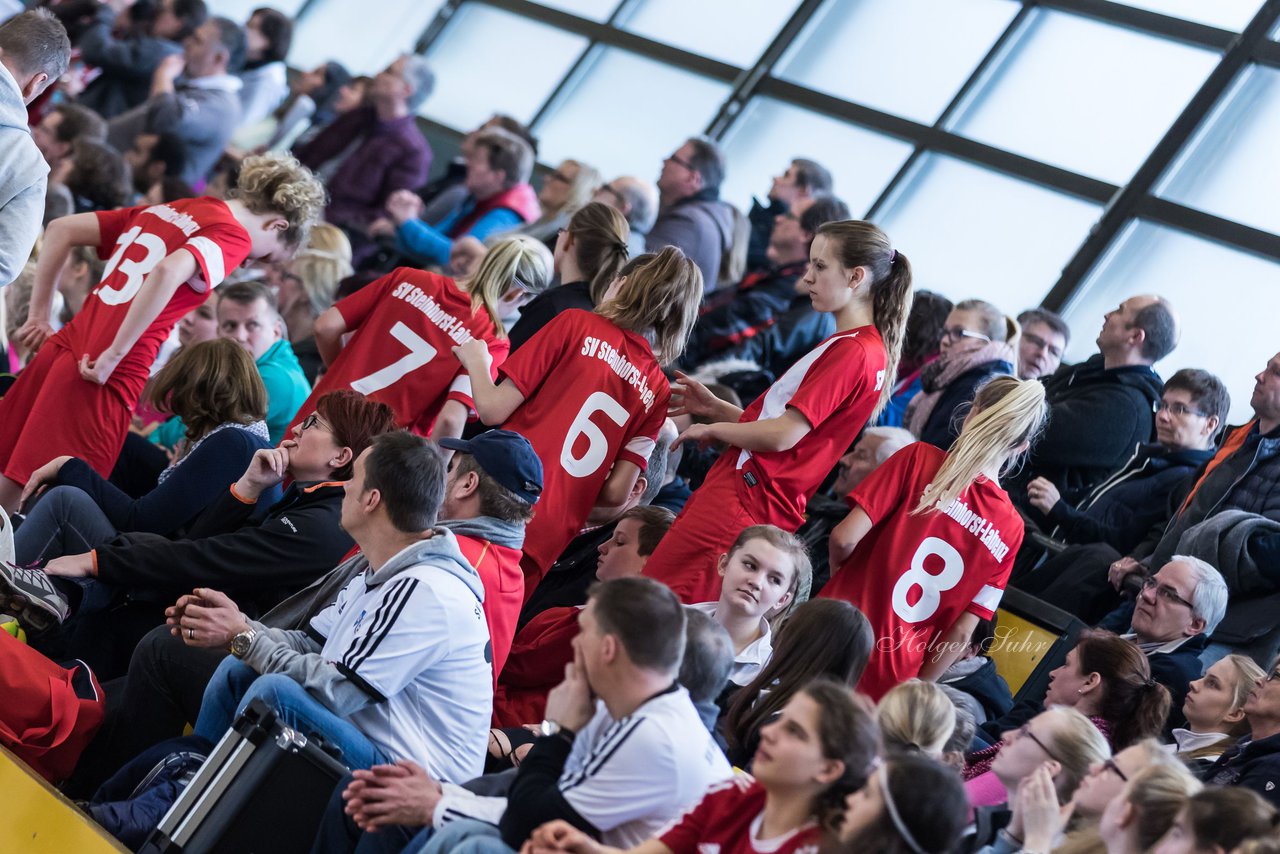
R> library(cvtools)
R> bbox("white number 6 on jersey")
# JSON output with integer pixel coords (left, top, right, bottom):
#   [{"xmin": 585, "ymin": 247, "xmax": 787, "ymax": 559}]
[
  {"xmin": 561, "ymin": 391, "xmax": 628, "ymax": 478},
  {"xmin": 891, "ymin": 536, "xmax": 965, "ymax": 623}
]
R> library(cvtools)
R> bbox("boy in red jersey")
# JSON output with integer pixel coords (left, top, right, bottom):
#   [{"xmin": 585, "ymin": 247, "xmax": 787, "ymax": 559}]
[{"xmin": 0, "ymin": 154, "xmax": 326, "ymax": 512}]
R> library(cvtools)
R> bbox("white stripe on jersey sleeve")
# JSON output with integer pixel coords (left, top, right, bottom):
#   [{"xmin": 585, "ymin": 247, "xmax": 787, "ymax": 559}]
[
  {"xmin": 623, "ymin": 435, "xmax": 655, "ymax": 463},
  {"xmin": 972, "ymin": 584, "xmax": 1005, "ymax": 614},
  {"xmin": 185, "ymin": 235, "xmax": 226, "ymax": 290},
  {"xmin": 448, "ymin": 373, "xmax": 473, "ymax": 398}
]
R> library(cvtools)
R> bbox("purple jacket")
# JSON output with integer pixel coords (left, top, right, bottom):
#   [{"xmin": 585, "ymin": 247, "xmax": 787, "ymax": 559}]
[{"xmin": 294, "ymin": 106, "xmax": 431, "ymax": 230}]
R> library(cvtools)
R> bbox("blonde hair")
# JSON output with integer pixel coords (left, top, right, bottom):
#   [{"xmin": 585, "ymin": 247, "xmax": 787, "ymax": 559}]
[
  {"xmin": 1192, "ymin": 654, "xmax": 1265, "ymax": 745},
  {"xmin": 1121, "ymin": 761, "xmax": 1201, "ymax": 850},
  {"xmin": 815, "ymin": 220, "xmax": 913, "ymax": 419},
  {"xmin": 556, "ymin": 159, "xmax": 602, "ymax": 218},
  {"xmin": 465, "ymin": 235, "xmax": 552, "ymax": 337},
  {"xmin": 289, "ymin": 223, "xmax": 352, "ymax": 318},
  {"xmin": 913, "ymin": 375, "xmax": 1047, "ymax": 515},
  {"xmin": 1041, "ymin": 707, "xmax": 1112, "ymax": 803},
  {"xmin": 230, "ymin": 153, "xmax": 327, "ymax": 249},
  {"xmin": 596, "ymin": 246, "xmax": 701, "ymax": 364},
  {"xmin": 876, "ymin": 679, "xmax": 955, "ymax": 758}
]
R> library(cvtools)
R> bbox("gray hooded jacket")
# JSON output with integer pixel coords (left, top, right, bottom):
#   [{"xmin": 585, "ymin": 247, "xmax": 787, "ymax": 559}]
[{"xmin": 0, "ymin": 61, "xmax": 47, "ymax": 287}]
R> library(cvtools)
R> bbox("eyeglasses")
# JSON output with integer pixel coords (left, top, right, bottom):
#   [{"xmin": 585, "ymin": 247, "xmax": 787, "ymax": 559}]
[
  {"xmin": 299, "ymin": 413, "xmax": 330, "ymax": 433},
  {"xmin": 940, "ymin": 327, "xmax": 992, "ymax": 345},
  {"xmin": 1265, "ymin": 669, "xmax": 1280, "ymax": 683},
  {"xmin": 596, "ymin": 184, "xmax": 625, "ymax": 208},
  {"xmin": 666, "ymin": 152, "xmax": 697, "ymax": 172},
  {"xmin": 1022, "ymin": 332, "xmax": 1063, "ymax": 359},
  {"xmin": 1140, "ymin": 575, "xmax": 1194, "ymax": 609},
  {"xmin": 1016, "ymin": 724, "xmax": 1062, "ymax": 764},
  {"xmin": 544, "ymin": 169, "xmax": 570, "ymax": 185},
  {"xmin": 1154, "ymin": 400, "xmax": 1209, "ymax": 418},
  {"xmin": 1101, "ymin": 758, "xmax": 1129, "ymax": 782}
]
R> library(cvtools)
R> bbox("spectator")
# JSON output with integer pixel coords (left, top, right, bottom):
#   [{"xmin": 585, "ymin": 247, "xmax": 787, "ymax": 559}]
[
  {"xmin": 32, "ymin": 101, "xmax": 107, "ymax": 178},
  {"xmin": 1205, "ymin": 655, "xmax": 1280, "ymax": 807},
  {"xmin": 235, "ymin": 6, "xmax": 292, "ymax": 128},
  {"xmin": 122, "ymin": 131, "xmax": 187, "ymax": 200},
  {"xmin": 904, "ymin": 298, "xmax": 1016, "ymax": 450},
  {"xmin": 108, "ymin": 16, "xmax": 248, "ymax": 186},
  {"xmin": 940, "ymin": 617, "xmax": 1015, "ymax": 725},
  {"xmin": 1161, "ymin": 788, "xmax": 1280, "ymax": 853},
  {"xmin": 217, "ymin": 280, "xmax": 310, "ymax": 444},
  {"xmin": 1096, "ymin": 763, "xmax": 1200, "ymax": 854},
  {"xmin": 835, "ymin": 754, "xmax": 969, "ymax": 854},
  {"xmin": 722, "ymin": 598, "xmax": 874, "ymax": 768},
  {"xmin": 1017, "ymin": 307, "xmax": 1070, "ymax": 381},
  {"xmin": 967, "ymin": 706, "xmax": 1110, "ymax": 811},
  {"xmin": 593, "ymin": 175, "xmax": 658, "ymax": 256},
  {"xmin": 0, "ymin": 9, "xmax": 71, "ymax": 288},
  {"xmin": 1009, "ymin": 295, "xmax": 1176, "ymax": 515},
  {"xmin": 55, "ymin": 244, "xmax": 105, "ymax": 322},
  {"xmin": 380, "ymin": 128, "xmax": 537, "ymax": 268},
  {"xmin": 245, "ymin": 60, "xmax": 352, "ymax": 153},
  {"xmin": 507, "ymin": 158, "xmax": 601, "ymax": 247},
  {"xmin": 0, "ymin": 153, "xmax": 325, "ymax": 513},
  {"xmin": 877, "ymin": 679, "xmax": 957, "ymax": 759},
  {"xmin": 648, "ymin": 136, "xmax": 738, "ymax": 290},
  {"xmin": 294, "ymin": 54, "xmax": 433, "ymax": 237},
  {"xmin": 418, "ymin": 114, "xmax": 538, "ymax": 227},
  {"xmin": 77, "ymin": 0, "xmax": 208, "ymax": 119},
  {"xmin": 312, "ymin": 577, "xmax": 732, "ymax": 852},
  {"xmin": 507, "ymin": 201, "xmax": 630, "ymax": 352},
  {"xmin": 525, "ymin": 678, "xmax": 879, "ymax": 854},
  {"xmin": 877, "ymin": 289, "xmax": 953, "ymax": 428},
  {"xmin": 1175, "ymin": 654, "xmax": 1263, "ymax": 773},
  {"xmin": 0, "ymin": 390, "xmax": 394, "ymax": 677},
  {"xmin": 746, "ymin": 157, "xmax": 833, "ymax": 272},
  {"xmin": 277, "ymin": 223, "xmax": 353, "ymax": 382},
  {"xmin": 1022, "ymin": 368, "xmax": 1228, "ymax": 558},
  {"xmin": 677, "ymin": 607, "xmax": 736, "ymax": 735},
  {"xmin": 300, "ymin": 235, "xmax": 552, "ymax": 438},
  {"xmin": 681, "ymin": 194, "xmax": 849, "ymax": 371},
  {"xmin": 14, "ymin": 337, "xmax": 272, "ymax": 559},
  {"xmin": 45, "ymin": 138, "xmax": 131, "ymax": 223}
]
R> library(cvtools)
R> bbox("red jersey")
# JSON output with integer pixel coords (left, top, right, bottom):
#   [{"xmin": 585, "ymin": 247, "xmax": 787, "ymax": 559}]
[
  {"xmin": 492, "ymin": 605, "xmax": 578, "ymax": 727},
  {"xmin": 658, "ymin": 775, "xmax": 821, "ymax": 854},
  {"xmin": 456, "ymin": 533, "xmax": 524, "ymax": 691},
  {"xmin": 499, "ymin": 309, "xmax": 669, "ymax": 586},
  {"xmin": 51, "ymin": 198, "xmax": 251, "ymax": 404},
  {"xmin": 821, "ymin": 442, "xmax": 1023, "ymax": 700},
  {"xmin": 720, "ymin": 325, "xmax": 886, "ymax": 528},
  {"xmin": 294, "ymin": 268, "xmax": 508, "ymax": 433}
]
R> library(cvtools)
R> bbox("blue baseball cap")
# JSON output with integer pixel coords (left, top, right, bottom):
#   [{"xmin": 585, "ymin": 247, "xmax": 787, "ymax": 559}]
[{"xmin": 439, "ymin": 429, "xmax": 543, "ymax": 505}]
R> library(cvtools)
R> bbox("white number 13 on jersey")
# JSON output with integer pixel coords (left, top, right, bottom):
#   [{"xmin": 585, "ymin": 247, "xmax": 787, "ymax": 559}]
[
  {"xmin": 350, "ymin": 322, "xmax": 438, "ymax": 395},
  {"xmin": 891, "ymin": 537, "xmax": 965, "ymax": 623},
  {"xmin": 97, "ymin": 226, "xmax": 168, "ymax": 306}
]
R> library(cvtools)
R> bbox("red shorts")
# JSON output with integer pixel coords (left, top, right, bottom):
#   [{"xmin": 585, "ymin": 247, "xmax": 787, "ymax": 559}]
[
  {"xmin": 0, "ymin": 345, "xmax": 132, "ymax": 485},
  {"xmin": 643, "ymin": 467, "xmax": 773, "ymax": 604}
]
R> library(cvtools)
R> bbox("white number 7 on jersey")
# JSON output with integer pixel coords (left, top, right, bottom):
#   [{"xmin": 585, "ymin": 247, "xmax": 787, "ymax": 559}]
[{"xmin": 350, "ymin": 322, "xmax": 438, "ymax": 395}]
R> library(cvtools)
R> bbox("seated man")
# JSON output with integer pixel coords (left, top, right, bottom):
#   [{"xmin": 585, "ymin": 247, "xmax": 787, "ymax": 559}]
[
  {"xmin": 1205, "ymin": 655, "xmax": 1280, "ymax": 806},
  {"xmin": 217, "ymin": 281, "xmax": 311, "ymax": 443},
  {"xmin": 0, "ymin": 391, "xmax": 394, "ymax": 678},
  {"xmin": 1015, "ymin": 307, "xmax": 1070, "ymax": 381},
  {"xmin": 592, "ymin": 175, "xmax": 657, "ymax": 256},
  {"xmin": 193, "ymin": 432, "xmax": 492, "ymax": 779},
  {"xmin": 744, "ymin": 157, "xmax": 832, "ymax": 272},
  {"xmin": 309, "ymin": 577, "xmax": 732, "ymax": 853},
  {"xmin": 106, "ymin": 16, "xmax": 247, "ymax": 186}
]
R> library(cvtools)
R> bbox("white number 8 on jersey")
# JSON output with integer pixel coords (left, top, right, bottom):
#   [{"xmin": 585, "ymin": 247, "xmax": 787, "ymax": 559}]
[{"xmin": 891, "ymin": 537, "xmax": 965, "ymax": 623}]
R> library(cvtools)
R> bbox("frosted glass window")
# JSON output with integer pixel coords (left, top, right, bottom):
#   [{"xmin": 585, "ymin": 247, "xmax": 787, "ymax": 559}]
[
  {"xmin": 537, "ymin": 0, "xmax": 620, "ymax": 20},
  {"xmin": 623, "ymin": 0, "xmax": 802, "ymax": 67},
  {"xmin": 1157, "ymin": 65, "xmax": 1280, "ymax": 234},
  {"xmin": 718, "ymin": 97, "xmax": 913, "ymax": 214},
  {"xmin": 876, "ymin": 155, "xmax": 1101, "ymax": 311},
  {"xmin": 1063, "ymin": 221, "xmax": 1280, "ymax": 423},
  {"xmin": 950, "ymin": 9, "xmax": 1217, "ymax": 183},
  {"xmin": 291, "ymin": 0, "xmax": 446, "ymax": 74},
  {"xmin": 424, "ymin": 5, "xmax": 587, "ymax": 130},
  {"xmin": 1112, "ymin": 0, "xmax": 1262, "ymax": 30},
  {"xmin": 535, "ymin": 49, "xmax": 730, "ymax": 181},
  {"xmin": 208, "ymin": 0, "xmax": 307, "ymax": 22},
  {"xmin": 776, "ymin": 0, "xmax": 1020, "ymax": 124}
]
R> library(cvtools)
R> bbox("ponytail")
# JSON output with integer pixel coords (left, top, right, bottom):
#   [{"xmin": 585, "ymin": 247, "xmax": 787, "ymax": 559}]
[
  {"xmin": 815, "ymin": 221, "xmax": 913, "ymax": 419},
  {"xmin": 563, "ymin": 201, "xmax": 631, "ymax": 305},
  {"xmin": 597, "ymin": 246, "xmax": 701, "ymax": 363},
  {"xmin": 913, "ymin": 375, "xmax": 1047, "ymax": 515},
  {"xmin": 464, "ymin": 236, "xmax": 553, "ymax": 338},
  {"xmin": 1074, "ymin": 629, "xmax": 1172, "ymax": 749}
]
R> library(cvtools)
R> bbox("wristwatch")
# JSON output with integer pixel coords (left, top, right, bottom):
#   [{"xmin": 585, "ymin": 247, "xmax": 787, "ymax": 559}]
[
  {"xmin": 539, "ymin": 719, "xmax": 575, "ymax": 742},
  {"xmin": 229, "ymin": 627, "xmax": 257, "ymax": 658}
]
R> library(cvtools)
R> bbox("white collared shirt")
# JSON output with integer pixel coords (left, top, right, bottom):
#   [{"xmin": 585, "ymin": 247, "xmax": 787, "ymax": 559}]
[
  {"xmin": 1170, "ymin": 728, "xmax": 1232, "ymax": 756},
  {"xmin": 689, "ymin": 602, "xmax": 773, "ymax": 686}
]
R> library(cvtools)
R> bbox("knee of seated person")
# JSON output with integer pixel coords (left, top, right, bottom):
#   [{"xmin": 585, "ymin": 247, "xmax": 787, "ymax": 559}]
[{"xmin": 240, "ymin": 672, "xmax": 304, "ymax": 709}]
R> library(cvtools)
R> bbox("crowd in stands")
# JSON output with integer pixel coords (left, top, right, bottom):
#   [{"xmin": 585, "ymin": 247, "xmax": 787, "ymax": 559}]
[{"xmin": 3, "ymin": 5, "xmax": 1280, "ymax": 854}]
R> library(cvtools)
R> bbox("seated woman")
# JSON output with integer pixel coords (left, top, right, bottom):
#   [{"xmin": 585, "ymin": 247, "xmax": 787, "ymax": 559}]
[
  {"xmin": 1159, "ymin": 786, "xmax": 1280, "ymax": 854},
  {"xmin": 904, "ymin": 298, "xmax": 1016, "ymax": 450},
  {"xmin": 499, "ymin": 157, "xmax": 601, "ymax": 248},
  {"xmin": 523, "ymin": 678, "xmax": 880, "ymax": 854},
  {"xmin": 721, "ymin": 598, "xmax": 874, "ymax": 769},
  {"xmin": 877, "ymin": 679, "xmax": 958, "ymax": 759},
  {"xmin": 16, "ymin": 338, "xmax": 275, "ymax": 563},
  {"xmin": 1174, "ymin": 654, "xmax": 1262, "ymax": 773},
  {"xmin": 835, "ymin": 753, "xmax": 970, "ymax": 854}
]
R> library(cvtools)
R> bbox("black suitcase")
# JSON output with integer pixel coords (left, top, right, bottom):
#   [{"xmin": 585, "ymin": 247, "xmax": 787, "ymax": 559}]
[{"xmin": 138, "ymin": 698, "xmax": 350, "ymax": 854}]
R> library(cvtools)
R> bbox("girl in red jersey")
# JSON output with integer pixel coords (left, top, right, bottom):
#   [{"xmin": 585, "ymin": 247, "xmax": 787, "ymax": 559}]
[
  {"xmin": 288, "ymin": 235, "xmax": 552, "ymax": 440},
  {"xmin": 643, "ymin": 220, "xmax": 914, "ymax": 604},
  {"xmin": 0, "ymin": 154, "xmax": 326, "ymax": 513},
  {"xmin": 821, "ymin": 375, "xmax": 1049, "ymax": 700},
  {"xmin": 453, "ymin": 247, "xmax": 702, "ymax": 599},
  {"xmin": 524, "ymin": 679, "xmax": 879, "ymax": 854}
]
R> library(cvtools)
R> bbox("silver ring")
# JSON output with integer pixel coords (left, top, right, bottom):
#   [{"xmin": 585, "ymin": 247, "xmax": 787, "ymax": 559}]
[{"xmin": 188, "ymin": 628, "xmax": 195, "ymax": 640}]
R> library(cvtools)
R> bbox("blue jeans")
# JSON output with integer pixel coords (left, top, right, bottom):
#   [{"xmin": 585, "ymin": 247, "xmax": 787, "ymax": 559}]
[
  {"xmin": 195, "ymin": 657, "xmax": 390, "ymax": 770},
  {"xmin": 15, "ymin": 485, "xmax": 119, "ymax": 565},
  {"xmin": 410, "ymin": 819, "xmax": 511, "ymax": 854}
]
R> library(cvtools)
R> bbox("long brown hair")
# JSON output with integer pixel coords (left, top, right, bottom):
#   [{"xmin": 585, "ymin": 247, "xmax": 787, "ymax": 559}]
[
  {"xmin": 565, "ymin": 201, "xmax": 630, "ymax": 305},
  {"xmin": 146, "ymin": 338, "xmax": 266, "ymax": 443},
  {"xmin": 801, "ymin": 679, "xmax": 879, "ymax": 832},
  {"xmin": 1074, "ymin": 629, "xmax": 1171, "ymax": 748},
  {"xmin": 815, "ymin": 220, "xmax": 913, "ymax": 419},
  {"xmin": 596, "ymin": 246, "xmax": 701, "ymax": 364}
]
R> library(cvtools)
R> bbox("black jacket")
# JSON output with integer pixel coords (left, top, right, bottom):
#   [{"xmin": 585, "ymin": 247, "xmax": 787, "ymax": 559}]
[
  {"xmin": 76, "ymin": 8, "xmax": 184, "ymax": 119},
  {"xmin": 1046, "ymin": 444, "xmax": 1214, "ymax": 555},
  {"xmin": 93, "ymin": 481, "xmax": 353, "ymax": 618},
  {"xmin": 1205, "ymin": 732, "xmax": 1280, "ymax": 807},
  {"xmin": 508, "ymin": 281, "xmax": 593, "ymax": 352},
  {"xmin": 745, "ymin": 197, "xmax": 785, "ymax": 272},
  {"xmin": 1013, "ymin": 355, "xmax": 1163, "ymax": 513},
  {"xmin": 680, "ymin": 261, "xmax": 806, "ymax": 370},
  {"xmin": 919, "ymin": 359, "xmax": 1013, "ymax": 451}
]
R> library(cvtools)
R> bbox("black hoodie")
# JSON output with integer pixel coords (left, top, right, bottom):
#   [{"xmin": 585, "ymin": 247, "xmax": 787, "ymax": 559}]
[{"xmin": 1011, "ymin": 354, "xmax": 1164, "ymax": 515}]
